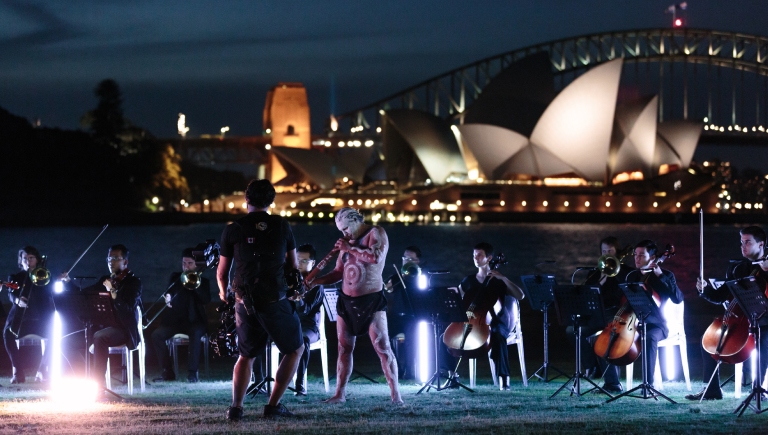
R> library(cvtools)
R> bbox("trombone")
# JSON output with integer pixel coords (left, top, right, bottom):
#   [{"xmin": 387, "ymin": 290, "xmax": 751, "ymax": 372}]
[
  {"xmin": 571, "ymin": 246, "xmax": 634, "ymax": 284},
  {"xmin": 143, "ymin": 270, "xmax": 202, "ymax": 329}
]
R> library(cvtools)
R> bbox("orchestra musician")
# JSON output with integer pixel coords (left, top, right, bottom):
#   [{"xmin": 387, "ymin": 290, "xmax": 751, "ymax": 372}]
[
  {"xmin": 292, "ymin": 243, "xmax": 325, "ymax": 396},
  {"xmin": 3, "ymin": 246, "xmax": 55, "ymax": 383},
  {"xmin": 62, "ymin": 244, "xmax": 142, "ymax": 392},
  {"xmin": 687, "ymin": 226, "xmax": 768, "ymax": 401},
  {"xmin": 582, "ymin": 237, "xmax": 634, "ymax": 393},
  {"xmin": 217, "ymin": 179, "xmax": 303, "ymax": 420},
  {"xmin": 150, "ymin": 248, "xmax": 211, "ymax": 383},
  {"xmin": 384, "ymin": 245, "xmax": 422, "ymax": 380},
  {"xmin": 456, "ymin": 242, "xmax": 525, "ymax": 390},
  {"xmin": 307, "ymin": 207, "xmax": 403, "ymax": 404},
  {"xmin": 627, "ymin": 239, "xmax": 684, "ymax": 389}
]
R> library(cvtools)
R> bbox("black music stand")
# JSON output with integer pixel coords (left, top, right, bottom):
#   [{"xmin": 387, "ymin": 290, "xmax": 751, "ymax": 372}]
[
  {"xmin": 246, "ymin": 339, "xmax": 276, "ymax": 398},
  {"xmin": 54, "ymin": 291, "xmax": 123, "ymax": 399},
  {"xmin": 549, "ymin": 284, "xmax": 610, "ymax": 398},
  {"xmin": 414, "ymin": 286, "xmax": 467, "ymax": 394},
  {"xmin": 323, "ymin": 288, "xmax": 378, "ymax": 384},
  {"xmin": 521, "ymin": 275, "xmax": 566, "ymax": 383},
  {"xmin": 607, "ymin": 283, "xmax": 675, "ymax": 404},
  {"xmin": 726, "ymin": 276, "xmax": 768, "ymax": 416}
]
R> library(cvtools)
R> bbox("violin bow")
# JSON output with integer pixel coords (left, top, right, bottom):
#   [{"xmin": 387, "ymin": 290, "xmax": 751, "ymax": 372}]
[{"xmin": 699, "ymin": 209, "xmax": 704, "ymax": 286}]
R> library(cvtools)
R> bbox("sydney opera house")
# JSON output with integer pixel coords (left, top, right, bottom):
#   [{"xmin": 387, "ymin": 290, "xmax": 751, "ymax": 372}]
[{"xmin": 260, "ymin": 52, "xmax": 714, "ymax": 221}]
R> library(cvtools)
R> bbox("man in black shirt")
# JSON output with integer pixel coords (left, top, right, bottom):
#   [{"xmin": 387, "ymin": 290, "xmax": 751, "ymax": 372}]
[
  {"xmin": 626, "ymin": 239, "xmax": 684, "ymax": 389},
  {"xmin": 292, "ymin": 243, "xmax": 325, "ymax": 396},
  {"xmin": 151, "ymin": 248, "xmax": 211, "ymax": 383},
  {"xmin": 384, "ymin": 245, "xmax": 421, "ymax": 380},
  {"xmin": 687, "ymin": 226, "xmax": 768, "ymax": 400},
  {"xmin": 582, "ymin": 236, "xmax": 634, "ymax": 393},
  {"xmin": 63, "ymin": 244, "xmax": 143, "ymax": 392},
  {"xmin": 217, "ymin": 179, "xmax": 303, "ymax": 420},
  {"xmin": 458, "ymin": 242, "xmax": 525, "ymax": 390}
]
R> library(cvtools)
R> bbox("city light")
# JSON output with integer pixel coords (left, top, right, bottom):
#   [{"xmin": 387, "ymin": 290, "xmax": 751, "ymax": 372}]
[
  {"xmin": 151, "ymin": 197, "xmax": 159, "ymax": 205},
  {"xmin": 177, "ymin": 113, "xmax": 190, "ymax": 138}
]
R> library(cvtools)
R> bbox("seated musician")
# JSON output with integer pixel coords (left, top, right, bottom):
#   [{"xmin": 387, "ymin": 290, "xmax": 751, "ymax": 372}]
[
  {"xmin": 582, "ymin": 236, "xmax": 634, "ymax": 393},
  {"xmin": 2, "ymin": 246, "xmax": 54, "ymax": 383},
  {"xmin": 457, "ymin": 242, "xmax": 525, "ymax": 390},
  {"xmin": 292, "ymin": 243, "xmax": 325, "ymax": 396},
  {"xmin": 687, "ymin": 226, "xmax": 768, "ymax": 401},
  {"xmin": 627, "ymin": 239, "xmax": 684, "ymax": 389},
  {"xmin": 63, "ymin": 244, "xmax": 142, "ymax": 391},
  {"xmin": 384, "ymin": 245, "xmax": 422, "ymax": 380},
  {"xmin": 151, "ymin": 248, "xmax": 211, "ymax": 383}
]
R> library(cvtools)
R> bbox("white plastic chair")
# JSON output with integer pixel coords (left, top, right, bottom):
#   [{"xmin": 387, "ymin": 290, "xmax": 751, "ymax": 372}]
[
  {"xmin": 626, "ymin": 300, "xmax": 690, "ymax": 391},
  {"xmin": 167, "ymin": 334, "xmax": 210, "ymax": 379},
  {"xmin": 468, "ymin": 298, "xmax": 527, "ymax": 388},
  {"xmin": 105, "ymin": 306, "xmax": 146, "ymax": 394},
  {"xmin": 271, "ymin": 305, "xmax": 329, "ymax": 392}
]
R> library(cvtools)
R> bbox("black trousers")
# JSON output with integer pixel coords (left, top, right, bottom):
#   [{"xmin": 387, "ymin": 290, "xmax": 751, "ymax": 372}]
[
  {"xmin": 3, "ymin": 326, "xmax": 50, "ymax": 374},
  {"xmin": 92, "ymin": 326, "xmax": 129, "ymax": 386},
  {"xmin": 295, "ymin": 330, "xmax": 320, "ymax": 388},
  {"xmin": 151, "ymin": 323, "xmax": 207, "ymax": 373}
]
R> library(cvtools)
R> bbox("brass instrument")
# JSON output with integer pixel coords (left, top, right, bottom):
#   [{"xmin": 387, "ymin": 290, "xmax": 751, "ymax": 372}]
[
  {"xmin": 752, "ymin": 254, "xmax": 768, "ymax": 265},
  {"xmin": 180, "ymin": 270, "xmax": 202, "ymax": 289},
  {"xmin": 401, "ymin": 260, "xmax": 421, "ymax": 277},
  {"xmin": 29, "ymin": 255, "xmax": 51, "ymax": 286},
  {"xmin": 597, "ymin": 245, "xmax": 634, "ymax": 277}
]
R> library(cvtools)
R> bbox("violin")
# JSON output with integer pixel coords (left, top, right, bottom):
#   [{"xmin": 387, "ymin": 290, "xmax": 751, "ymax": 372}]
[
  {"xmin": 106, "ymin": 269, "xmax": 130, "ymax": 294},
  {"xmin": 592, "ymin": 245, "xmax": 673, "ymax": 366},
  {"xmin": 443, "ymin": 253, "xmax": 507, "ymax": 359},
  {"xmin": 0, "ymin": 280, "xmax": 20, "ymax": 290}
]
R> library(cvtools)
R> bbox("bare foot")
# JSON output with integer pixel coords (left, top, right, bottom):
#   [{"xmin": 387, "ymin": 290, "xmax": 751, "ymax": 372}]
[
  {"xmin": 323, "ymin": 395, "xmax": 346, "ymax": 404},
  {"xmin": 392, "ymin": 397, "xmax": 404, "ymax": 405}
]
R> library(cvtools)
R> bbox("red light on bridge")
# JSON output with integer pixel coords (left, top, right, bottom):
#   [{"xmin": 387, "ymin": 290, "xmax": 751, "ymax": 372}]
[{"xmin": 673, "ymin": 18, "xmax": 683, "ymax": 27}]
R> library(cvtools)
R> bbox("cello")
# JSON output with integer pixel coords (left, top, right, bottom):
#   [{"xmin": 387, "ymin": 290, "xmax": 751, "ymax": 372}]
[
  {"xmin": 592, "ymin": 245, "xmax": 673, "ymax": 366},
  {"xmin": 443, "ymin": 253, "xmax": 507, "ymax": 358}
]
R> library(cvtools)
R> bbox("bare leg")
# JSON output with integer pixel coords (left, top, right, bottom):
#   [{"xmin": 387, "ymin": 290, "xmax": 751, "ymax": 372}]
[
  {"xmin": 268, "ymin": 343, "xmax": 304, "ymax": 407},
  {"xmin": 369, "ymin": 312, "xmax": 403, "ymax": 404},
  {"xmin": 231, "ymin": 355, "xmax": 255, "ymax": 408},
  {"xmin": 325, "ymin": 315, "xmax": 356, "ymax": 403}
]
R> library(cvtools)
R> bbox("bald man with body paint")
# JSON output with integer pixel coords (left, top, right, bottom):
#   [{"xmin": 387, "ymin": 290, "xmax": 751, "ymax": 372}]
[{"xmin": 307, "ymin": 207, "xmax": 403, "ymax": 404}]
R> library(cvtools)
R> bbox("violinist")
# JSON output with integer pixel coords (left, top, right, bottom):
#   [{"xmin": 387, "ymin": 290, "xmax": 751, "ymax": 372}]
[
  {"xmin": 627, "ymin": 239, "xmax": 684, "ymax": 389},
  {"xmin": 687, "ymin": 226, "xmax": 768, "ymax": 401},
  {"xmin": 150, "ymin": 248, "xmax": 211, "ymax": 383},
  {"xmin": 458, "ymin": 242, "xmax": 524, "ymax": 390},
  {"xmin": 2, "ymin": 246, "xmax": 54, "ymax": 384},
  {"xmin": 292, "ymin": 243, "xmax": 325, "ymax": 396},
  {"xmin": 582, "ymin": 237, "xmax": 634, "ymax": 393},
  {"xmin": 62, "ymin": 244, "xmax": 142, "ymax": 391}
]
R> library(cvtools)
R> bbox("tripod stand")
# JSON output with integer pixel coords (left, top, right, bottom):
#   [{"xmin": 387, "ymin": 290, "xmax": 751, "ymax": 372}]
[
  {"xmin": 414, "ymin": 286, "xmax": 468, "ymax": 394},
  {"xmin": 723, "ymin": 276, "xmax": 768, "ymax": 416},
  {"xmin": 607, "ymin": 282, "xmax": 675, "ymax": 404},
  {"xmin": 549, "ymin": 284, "xmax": 610, "ymax": 398},
  {"xmin": 522, "ymin": 274, "xmax": 566, "ymax": 382},
  {"xmin": 246, "ymin": 340, "xmax": 275, "ymax": 398}
]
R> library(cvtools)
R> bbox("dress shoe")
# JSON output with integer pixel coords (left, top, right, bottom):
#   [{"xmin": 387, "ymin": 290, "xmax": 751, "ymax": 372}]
[
  {"xmin": 153, "ymin": 369, "xmax": 176, "ymax": 382},
  {"xmin": 264, "ymin": 403, "xmax": 294, "ymax": 418},
  {"xmin": 685, "ymin": 387, "xmax": 723, "ymax": 401},
  {"xmin": 601, "ymin": 383, "xmax": 623, "ymax": 393},
  {"xmin": 10, "ymin": 368, "xmax": 25, "ymax": 384},
  {"xmin": 294, "ymin": 385, "xmax": 307, "ymax": 396},
  {"xmin": 226, "ymin": 406, "xmax": 244, "ymax": 421},
  {"xmin": 187, "ymin": 371, "xmax": 199, "ymax": 383}
]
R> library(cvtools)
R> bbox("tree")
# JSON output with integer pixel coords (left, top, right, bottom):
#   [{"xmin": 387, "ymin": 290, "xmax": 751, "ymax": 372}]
[
  {"xmin": 89, "ymin": 79, "xmax": 125, "ymax": 149},
  {"xmin": 150, "ymin": 143, "xmax": 190, "ymax": 209}
]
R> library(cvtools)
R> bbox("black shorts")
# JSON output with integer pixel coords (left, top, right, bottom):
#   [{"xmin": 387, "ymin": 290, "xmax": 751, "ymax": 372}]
[
  {"xmin": 337, "ymin": 291, "xmax": 387, "ymax": 337},
  {"xmin": 235, "ymin": 298, "xmax": 303, "ymax": 358}
]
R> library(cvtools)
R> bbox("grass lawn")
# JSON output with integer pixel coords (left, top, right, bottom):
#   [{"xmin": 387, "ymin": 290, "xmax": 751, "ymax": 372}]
[{"xmin": 1, "ymin": 372, "xmax": 766, "ymax": 435}]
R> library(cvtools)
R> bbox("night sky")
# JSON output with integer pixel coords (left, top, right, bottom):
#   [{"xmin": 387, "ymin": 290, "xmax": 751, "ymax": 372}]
[{"xmin": 1, "ymin": 0, "xmax": 767, "ymax": 138}]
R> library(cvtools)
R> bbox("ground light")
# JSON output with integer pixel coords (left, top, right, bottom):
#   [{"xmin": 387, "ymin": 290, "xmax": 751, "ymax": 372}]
[
  {"xmin": 49, "ymin": 311, "xmax": 100, "ymax": 406},
  {"xmin": 418, "ymin": 321, "xmax": 430, "ymax": 383}
]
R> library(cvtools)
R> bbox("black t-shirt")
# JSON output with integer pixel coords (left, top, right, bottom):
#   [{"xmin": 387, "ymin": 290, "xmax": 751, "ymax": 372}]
[
  {"xmin": 460, "ymin": 274, "xmax": 513, "ymax": 336},
  {"xmin": 220, "ymin": 211, "xmax": 296, "ymax": 293}
]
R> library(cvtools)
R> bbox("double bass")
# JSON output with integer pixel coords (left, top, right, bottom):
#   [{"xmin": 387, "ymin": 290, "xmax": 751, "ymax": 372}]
[
  {"xmin": 592, "ymin": 245, "xmax": 674, "ymax": 366},
  {"xmin": 443, "ymin": 253, "xmax": 507, "ymax": 358}
]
